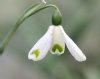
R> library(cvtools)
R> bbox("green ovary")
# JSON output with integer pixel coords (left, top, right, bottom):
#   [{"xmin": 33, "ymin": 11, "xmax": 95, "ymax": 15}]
[
  {"xmin": 32, "ymin": 49, "xmax": 40, "ymax": 58},
  {"xmin": 52, "ymin": 44, "xmax": 63, "ymax": 53}
]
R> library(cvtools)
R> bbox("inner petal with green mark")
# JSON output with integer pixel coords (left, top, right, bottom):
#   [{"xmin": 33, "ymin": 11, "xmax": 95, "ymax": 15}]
[
  {"xmin": 52, "ymin": 44, "xmax": 63, "ymax": 53},
  {"xmin": 31, "ymin": 49, "xmax": 40, "ymax": 58}
]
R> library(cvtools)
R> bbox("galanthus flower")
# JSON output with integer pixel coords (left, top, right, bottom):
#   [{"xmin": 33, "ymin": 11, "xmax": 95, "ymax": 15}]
[
  {"xmin": 28, "ymin": 25, "xmax": 86, "ymax": 62},
  {"xmin": 28, "ymin": 6, "xmax": 86, "ymax": 62}
]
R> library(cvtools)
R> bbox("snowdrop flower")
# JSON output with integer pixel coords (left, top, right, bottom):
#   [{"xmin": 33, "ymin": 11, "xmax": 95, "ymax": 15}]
[
  {"xmin": 28, "ymin": 8, "xmax": 86, "ymax": 62},
  {"xmin": 28, "ymin": 25, "xmax": 86, "ymax": 62}
]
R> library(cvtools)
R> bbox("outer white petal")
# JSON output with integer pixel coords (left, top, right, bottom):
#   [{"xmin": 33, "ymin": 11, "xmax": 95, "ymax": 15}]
[
  {"xmin": 50, "ymin": 25, "xmax": 65, "ymax": 55},
  {"xmin": 60, "ymin": 26, "xmax": 86, "ymax": 62},
  {"xmin": 28, "ymin": 25, "xmax": 54, "ymax": 61}
]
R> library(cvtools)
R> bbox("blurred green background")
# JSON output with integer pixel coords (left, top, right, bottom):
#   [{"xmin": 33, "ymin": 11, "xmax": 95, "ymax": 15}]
[{"xmin": 0, "ymin": 0, "xmax": 100, "ymax": 79}]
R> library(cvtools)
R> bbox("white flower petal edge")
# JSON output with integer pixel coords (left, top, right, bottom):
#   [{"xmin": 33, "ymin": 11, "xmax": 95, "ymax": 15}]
[
  {"xmin": 59, "ymin": 26, "xmax": 86, "ymax": 62},
  {"xmin": 28, "ymin": 25, "xmax": 54, "ymax": 61},
  {"xmin": 50, "ymin": 26, "xmax": 65, "ymax": 55}
]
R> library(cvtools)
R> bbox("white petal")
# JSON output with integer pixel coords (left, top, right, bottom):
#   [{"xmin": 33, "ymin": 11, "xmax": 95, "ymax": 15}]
[
  {"xmin": 60, "ymin": 26, "xmax": 86, "ymax": 62},
  {"xmin": 50, "ymin": 25, "xmax": 65, "ymax": 55},
  {"xmin": 28, "ymin": 25, "xmax": 54, "ymax": 61}
]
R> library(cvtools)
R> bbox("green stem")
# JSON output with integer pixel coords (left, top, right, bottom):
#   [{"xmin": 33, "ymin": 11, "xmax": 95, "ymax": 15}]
[
  {"xmin": 30, "ymin": 4, "xmax": 61, "ymax": 17},
  {"xmin": 0, "ymin": 4, "xmax": 61, "ymax": 53}
]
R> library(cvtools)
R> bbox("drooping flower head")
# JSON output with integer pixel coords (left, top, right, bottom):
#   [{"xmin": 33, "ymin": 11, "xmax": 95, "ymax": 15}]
[{"xmin": 28, "ymin": 5, "xmax": 86, "ymax": 62}]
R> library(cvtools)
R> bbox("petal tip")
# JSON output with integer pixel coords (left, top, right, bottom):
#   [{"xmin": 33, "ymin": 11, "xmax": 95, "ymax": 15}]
[
  {"xmin": 28, "ymin": 49, "xmax": 40, "ymax": 61},
  {"xmin": 28, "ymin": 54, "xmax": 39, "ymax": 61},
  {"xmin": 77, "ymin": 55, "xmax": 86, "ymax": 62}
]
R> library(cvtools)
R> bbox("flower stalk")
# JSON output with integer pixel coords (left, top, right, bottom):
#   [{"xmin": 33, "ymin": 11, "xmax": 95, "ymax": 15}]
[{"xmin": 0, "ymin": 2, "xmax": 61, "ymax": 54}]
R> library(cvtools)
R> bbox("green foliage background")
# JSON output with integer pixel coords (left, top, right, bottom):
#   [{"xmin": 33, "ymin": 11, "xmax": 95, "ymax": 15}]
[{"xmin": 0, "ymin": 0, "xmax": 100, "ymax": 79}]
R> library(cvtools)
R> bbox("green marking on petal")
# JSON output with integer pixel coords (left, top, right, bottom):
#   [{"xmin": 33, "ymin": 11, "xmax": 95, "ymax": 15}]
[
  {"xmin": 32, "ymin": 49, "xmax": 40, "ymax": 58},
  {"xmin": 52, "ymin": 44, "xmax": 63, "ymax": 53}
]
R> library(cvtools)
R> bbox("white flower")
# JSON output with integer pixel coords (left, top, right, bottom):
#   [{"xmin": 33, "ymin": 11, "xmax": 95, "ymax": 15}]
[{"xmin": 28, "ymin": 25, "xmax": 86, "ymax": 62}]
